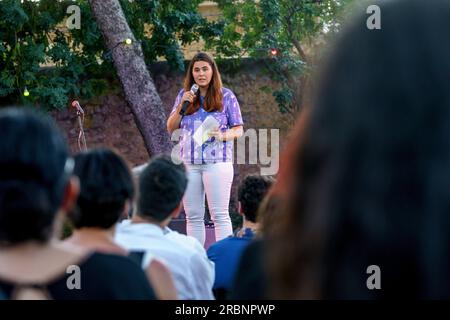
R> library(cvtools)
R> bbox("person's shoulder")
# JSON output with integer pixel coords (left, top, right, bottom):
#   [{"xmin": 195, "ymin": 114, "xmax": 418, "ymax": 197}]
[
  {"xmin": 241, "ymin": 238, "xmax": 265, "ymax": 258},
  {"xmin": 116, "ymin": 218, "xmax": 132, "ymax": 230},
  {"xmin": 165, "ymin": 229, "xmax": 205, "ymax": 254},
  {"xmin": 83, "ymin": 252, "xmax": 141, "ymax": 271},
  {"xmin": 210, "ymin": 235, "xmax": 235, "ymax": 249},
  {"xmin": 81, "ymin": 252, "xmax": 155, "ymax": 299},
  {"xmin": 221, "ymin": 87, "xmax": 240, "ymax": 109},
  {"xmin": 207, "ymin": 236, "xmax": 231, "ymax": 254},
  {"xmin": 159, "ymin": 231, "xmax": 197, "ymax": 256},
  {"xmin": 209, "ymin": 236, "xmax": 245, "ymax": 252},
  {"xmin": 174, "ymin": 88, "xmax": 185, "ymax": 101},
  {"xmin": 221, "ymin": 87, "xmax": 235, "ymax": 96},
  {"xmin": 47, "ymin": 252, "xmax": 146, "ymax": 289},
  {"xmin": 82, "ymin": 252, "xmax": 153, "ymax": 287}
]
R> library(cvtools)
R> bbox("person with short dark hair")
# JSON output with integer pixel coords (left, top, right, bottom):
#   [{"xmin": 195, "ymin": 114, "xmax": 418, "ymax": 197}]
[
  {"xmin": 115, "ymin": 154, "xmax": 215, "ymax": 300},
  {"xmin": 65, "ymin": 149, "xmax": 177, "ymax": 299},
  {"xmin": 69, "ymin": 148, "xmax": 134, "ymax": 232},
  {"xmin": 236, "ymin": 175, "xmax": 274, "ymax": 232},
  {"xmin": 207, "ymin": 175, "xmax": 273, "ymax": 299},
  {"xmin": 0, "ymin": 108, "xmax": 155, "ymax": 299}
]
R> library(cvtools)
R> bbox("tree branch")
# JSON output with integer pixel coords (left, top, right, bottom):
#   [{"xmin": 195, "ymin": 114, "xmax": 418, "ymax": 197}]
[
  {"xmin": 88, "ymin": 0, "xmax": 172, "ymax": 156},
  {"xmin": 285, "ymin": 17, "xmax": 308, "ymax": 63}
]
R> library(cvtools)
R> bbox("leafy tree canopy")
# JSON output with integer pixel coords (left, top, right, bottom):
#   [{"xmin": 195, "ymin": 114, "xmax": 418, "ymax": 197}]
[
  {"xmin": 209, "ymin": 0, "xmax": 355, "ymax": 116},
  {"xmin": 0, "ymin": 0, "xmax": 221, "ymax": 109},
  {"xmin": 0, "ymin": 0, "xmax": 355, "ymax": 113}
]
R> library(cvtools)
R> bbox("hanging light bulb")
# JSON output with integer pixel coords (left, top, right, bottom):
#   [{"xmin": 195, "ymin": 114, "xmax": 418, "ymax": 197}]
[
  {"xmin": 23, "ymin": 87, "xmax": 30, "ymax": 97},
  {"xmin": 270, "ymin": 48, "xmax": 278, "ymax": 56},
  {"xmin": 124, "ymin": 38, "xmax": 132, "ymax": 45}
]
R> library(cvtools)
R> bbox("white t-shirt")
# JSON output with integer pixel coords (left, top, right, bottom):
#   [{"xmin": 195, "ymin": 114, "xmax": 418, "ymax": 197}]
[{"xmin": 115, "ymin": 220, "xmax": 214, "ymax": 300}]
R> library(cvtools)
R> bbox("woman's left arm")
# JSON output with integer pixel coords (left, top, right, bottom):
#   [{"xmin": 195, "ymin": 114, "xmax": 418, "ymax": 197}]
[
  {"xmin": 208, "ymin": 125, "xmax": 243, "ymax": 142},
  {"xmin": 209, "ymin": 89, "xmax": 244, "ymax": 142}
]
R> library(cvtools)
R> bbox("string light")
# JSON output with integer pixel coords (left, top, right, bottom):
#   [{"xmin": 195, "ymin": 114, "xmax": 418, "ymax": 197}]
[
  {"xmin": 100, "ymin": 38, "xmax": 134, "ymax": 62},
  {"xmin": 14, "ymin": 42, "xmax": 278, "ymax": 96}
]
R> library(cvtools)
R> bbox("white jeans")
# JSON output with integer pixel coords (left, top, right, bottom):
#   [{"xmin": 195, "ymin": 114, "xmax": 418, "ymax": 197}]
[{"xmin": 183, "ymin": 162, "xmax": 234, "ymax": 245}]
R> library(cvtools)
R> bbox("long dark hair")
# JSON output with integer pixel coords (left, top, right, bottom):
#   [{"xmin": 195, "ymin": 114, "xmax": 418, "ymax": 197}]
[
  {"xmin": 183, "ymin": 52, "xmax": 223, "ymax": 115},
  {"xmin": 268, "ymin": 0, "xmax": 450, "ymax": 299}
]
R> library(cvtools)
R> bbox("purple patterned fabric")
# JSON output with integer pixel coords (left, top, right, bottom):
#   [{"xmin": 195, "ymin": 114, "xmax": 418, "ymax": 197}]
[{"xmin": 170, "ymin": 87, "xmax": 244, "ymax": 164}]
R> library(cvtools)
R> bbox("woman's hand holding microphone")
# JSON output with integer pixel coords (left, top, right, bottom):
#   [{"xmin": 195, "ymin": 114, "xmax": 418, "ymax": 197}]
[{"xmin": 181, "ymin": 91, "xmax": 196, "ymax": 105}]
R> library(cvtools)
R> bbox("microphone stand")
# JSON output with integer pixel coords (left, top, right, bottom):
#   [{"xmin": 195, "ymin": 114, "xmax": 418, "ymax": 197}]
[{"xmin": 72, "ymin": 101, "xmax": 87, "ymax": 152}]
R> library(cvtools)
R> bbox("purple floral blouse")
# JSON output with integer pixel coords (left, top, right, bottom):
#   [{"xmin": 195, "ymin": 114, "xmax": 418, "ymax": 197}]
[{"xmin": 170, "ymin": 87, "xmax": 244, "ymax": 164}]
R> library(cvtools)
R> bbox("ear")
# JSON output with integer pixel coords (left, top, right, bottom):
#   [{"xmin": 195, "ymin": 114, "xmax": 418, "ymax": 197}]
[
  {"xmin": 122, "ymin": 200, "xmax": 132, "ymax": 220},
  {"xmin": 52, "ymin": 176, "xmax": 80, "ymax": 240},
  {"xmin": 60, "ymin": 176, "xmax": 80, "ymax": 215},
  {"xmin": 238, "ymin": 201, "xmax": 244, "ymax": 216},
  {"xmin": 171, "ymin": 202, "xmax": 183, "ymax": 219}
]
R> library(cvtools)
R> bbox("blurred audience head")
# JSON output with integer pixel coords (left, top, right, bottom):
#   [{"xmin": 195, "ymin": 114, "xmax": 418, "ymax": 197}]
[
  {"xmin": 268, "ymin": 0, "xmax": 450, "ymax": 299},
  {"xmin": 0, "ymin": 107, "xmax": 75, "ymax": 246},
  {"xmin": 137, "ymin": 155, "xmax": 187, "ymax": 222},
  {"xmin": 238, "ymin": 175, "xmax": 273, "ymax": 223}
]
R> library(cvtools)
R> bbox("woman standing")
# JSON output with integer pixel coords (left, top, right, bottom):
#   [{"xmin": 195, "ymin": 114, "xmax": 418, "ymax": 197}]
[{"xmin": 167, "ymin": 52, "xmax": 244, "ymax": 246}]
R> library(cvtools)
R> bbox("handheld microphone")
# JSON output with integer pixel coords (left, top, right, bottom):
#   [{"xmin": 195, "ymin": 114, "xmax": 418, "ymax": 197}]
[{"xmin": 179, "ymin": 84, "xmax": 199, "ymax": 116}]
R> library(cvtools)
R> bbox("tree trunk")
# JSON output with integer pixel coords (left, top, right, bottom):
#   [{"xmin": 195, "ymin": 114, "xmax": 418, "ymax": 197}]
[{"xmin": 88, "ymin": 0, "xmax": 171, "ymax": 157}]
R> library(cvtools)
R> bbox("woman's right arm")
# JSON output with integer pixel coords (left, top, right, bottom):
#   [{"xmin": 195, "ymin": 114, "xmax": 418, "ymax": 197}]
[
  {"xmin": 167, "ymin": 91, "xmax": 196, "ymax": 135},
  {"xmin": 166, "ymin": 104, "xmax": 183, "ymax": 136}
]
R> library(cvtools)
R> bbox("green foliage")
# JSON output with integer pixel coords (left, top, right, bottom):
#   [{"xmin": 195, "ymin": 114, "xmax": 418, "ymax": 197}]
[
  {"xmin": 119, "ymin": 0, "xmax": 215, "ymax": 71},
  {"xmin": 0, "ymin": 0, "xmax": 355, "ymax": 112},
  {"xmin": 0, "ymin": 0, "xmax": 219, "ymax": 109},
  {"xmin": 1, "ymin": 0, "xmax": 109, "ymax": 109},
  {"xmin": 209, "ymin": 0, "xmax": 355, "ymax": 116}
]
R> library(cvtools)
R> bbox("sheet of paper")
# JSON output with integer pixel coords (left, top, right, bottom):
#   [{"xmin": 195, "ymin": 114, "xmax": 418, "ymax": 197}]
[{"xmin": 193, "ymin": 116, "xmax": 220, "ymax": 145}]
